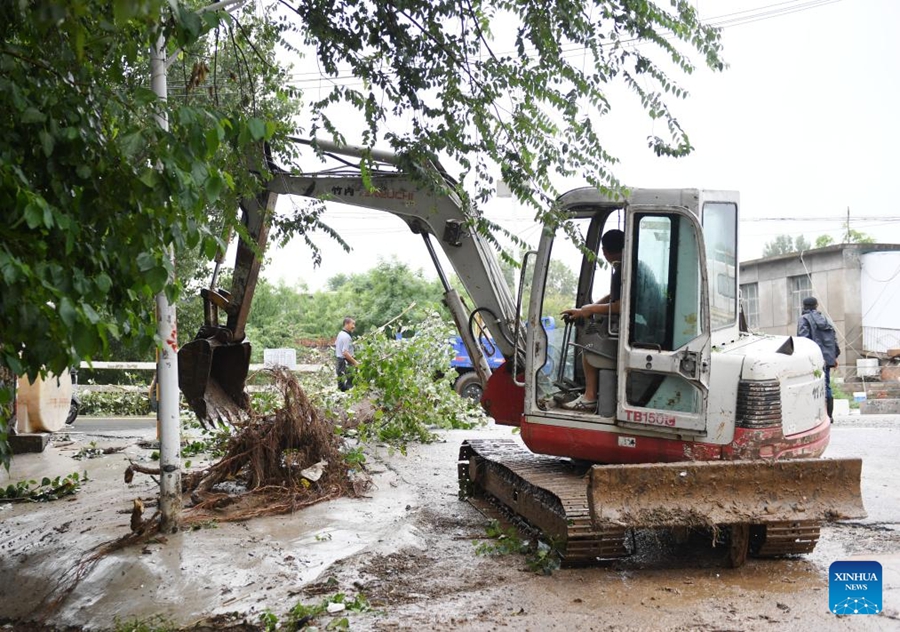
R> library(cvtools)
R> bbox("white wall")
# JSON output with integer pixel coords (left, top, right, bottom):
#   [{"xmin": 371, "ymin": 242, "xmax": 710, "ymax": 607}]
[{"xmin": 861, "ymin": 252, "xmax": 900, "ymax": 353}]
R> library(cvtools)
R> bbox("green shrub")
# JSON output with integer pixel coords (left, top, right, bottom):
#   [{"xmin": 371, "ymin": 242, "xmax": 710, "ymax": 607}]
[
  {"xmin": 78, "ymin": 389, "xmax": 153, "ymax": 416},
  {"xmin": 348, "ymin": 311, "xmax": 486, "ymax": 451}
]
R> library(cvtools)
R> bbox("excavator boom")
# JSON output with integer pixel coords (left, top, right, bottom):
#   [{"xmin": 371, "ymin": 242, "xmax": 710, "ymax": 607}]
[{"xmin": 179, "ymin": 141, "xmax": 520, "ymax": 426}]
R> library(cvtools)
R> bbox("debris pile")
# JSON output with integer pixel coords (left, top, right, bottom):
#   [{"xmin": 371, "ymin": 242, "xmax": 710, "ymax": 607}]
[{"xmin": 183, "ymin": 367, "xmax": 369, "ymax": 522}]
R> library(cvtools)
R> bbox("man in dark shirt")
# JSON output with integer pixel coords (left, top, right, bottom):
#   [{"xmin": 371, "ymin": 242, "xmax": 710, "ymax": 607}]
[{"xmin": 797, "ymin": 296, "xmax": 840, "ymax": 423}]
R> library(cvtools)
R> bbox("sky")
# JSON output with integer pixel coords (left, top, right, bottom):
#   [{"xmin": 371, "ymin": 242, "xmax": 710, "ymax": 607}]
[{"xmin": 258, "ymin": 0, "xmax": 900, "ymax": 291}]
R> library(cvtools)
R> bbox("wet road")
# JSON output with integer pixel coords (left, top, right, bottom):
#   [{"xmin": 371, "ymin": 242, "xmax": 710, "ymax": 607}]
[{"xmin": 0, "ymin": 412, "xmax": 897, "ymax": 630}]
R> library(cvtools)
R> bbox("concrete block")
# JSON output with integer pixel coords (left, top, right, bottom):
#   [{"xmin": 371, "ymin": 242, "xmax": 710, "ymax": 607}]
[
  {"xmin": 833, "ymin": 398, "xmax": 850, "ymax": 416},
  {"xmin": 860, "ymin": 399, "xmax": 900, "ymax": 415},
  {"xmin": 8, "ymin": 432, "xmax": 50, "ymax": 453},
  {"xmin": 857, "ymin": 359, "xmax": 879, "ymax": 378}
]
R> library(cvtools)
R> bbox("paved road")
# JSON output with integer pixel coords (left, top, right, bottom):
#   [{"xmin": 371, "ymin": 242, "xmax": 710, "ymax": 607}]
[{"xmin": 71, "ymin": 415, "xmax": 156, "ymax": 433}]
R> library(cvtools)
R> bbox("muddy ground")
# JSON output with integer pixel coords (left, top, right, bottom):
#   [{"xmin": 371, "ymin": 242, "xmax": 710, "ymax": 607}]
[{"xmin": 1, "ymin": 415, "xmax": 899, "ymax": 631}]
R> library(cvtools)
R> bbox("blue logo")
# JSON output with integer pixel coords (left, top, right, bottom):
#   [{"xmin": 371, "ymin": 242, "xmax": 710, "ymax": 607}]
[{"xmin": 829, "ymin": 561, "xmax": 882, "ymax": 615}]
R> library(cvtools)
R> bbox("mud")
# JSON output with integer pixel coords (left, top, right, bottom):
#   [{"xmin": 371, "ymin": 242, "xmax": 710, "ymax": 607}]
[{"xmin": 1, "ymin": 415, "xmax": 898, "ymax": 631}]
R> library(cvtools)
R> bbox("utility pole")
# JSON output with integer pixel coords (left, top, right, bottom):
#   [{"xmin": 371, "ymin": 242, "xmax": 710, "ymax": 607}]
[
  {"xmin": 844, "ymin": 206, "xmax": 851, "ymax": 244},
  {"xmin": 150, "ymin": 37, "xmax": 181, "ymax": 533}
]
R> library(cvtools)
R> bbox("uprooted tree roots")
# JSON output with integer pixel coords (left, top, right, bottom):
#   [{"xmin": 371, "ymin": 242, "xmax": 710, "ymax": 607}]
[{"xmin": 182, "ymin": 367, "xmax": 370, "ymax": 522}]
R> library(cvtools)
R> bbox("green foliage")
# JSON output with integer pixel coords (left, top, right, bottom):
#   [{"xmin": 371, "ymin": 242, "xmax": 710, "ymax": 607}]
[
  {"xmin": 0, "ymin": 0, "xmax": 298, "ymax": 462},
  {"xmin": 831, "ymin": 380, "xmax": 859, "ymax": 410},
  {"xmin": 1, "ymin": 471, "xmax": 87, "ymax": 502},
  {"xmin": 843, "ymin": 228, "xmax": 875, "ymax": 245},
  {"xmin": 474, "ymin": 519, "xmax": 528, "ymax": 556},
  {"xmin": 762, "ymin": 234, "xmax": 800, "ymax": 257},
  {"xmin": 767, "ymin": 226, "xmax": 875, "ymax": 259},
  {"xmin": 291, "ymin": 0, "xmax": 724, "ymax": 237},
  {"xmin": 241, "ymin": 278, "xmax": 309, "ymax": 362},
  {"xmin": 342, "ymin": 446, "xmax": 366, "ymax": 468},
  {"xmin": 474, "ymin": 519, "xmax": 562, "ymax": 574},
  {"xmin": 284, "ymin": 593, "xmax": 370, "ymax": 629},
  {"xmin": 0, "ymin": 1, "xmax": 279, "ymax": 381},
  {"xmin": 295, "ymin": 258, "xmax": 449, "ymax": 339},
  {"xmin": 73, "ymin": 441, "xmax": 107, "ymax": 460},
  {"xmin": 499, "ymin": 248, "xmax": 578, "ymax": 317},
  {"xmin": 349, "ymin": 311, "xmax": 486, "ymax": 451},
  {"xmin": 202, "ymin": 259, "xmax": 449, "ymax": 357},
  {"xmin": 78, "ymin": 389, "xmax": 155, "ymax": 417},
  {"xmin": 112, "ymin": 615, "xmax": 175, "ymax": 632},
  {"xmin": 0, "ymin": 380, "xmax": 13, "ymax": 470},
  {"xmin": 259, "ymin": 610, "xmax": 278, "ymax": 632},
  {"xmin": 526, "ymin": 539, "xmax": 563, "ymax": 575}
]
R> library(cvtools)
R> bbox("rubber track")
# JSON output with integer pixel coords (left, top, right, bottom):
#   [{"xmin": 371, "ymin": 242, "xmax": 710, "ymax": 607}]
[
  {"xmin": 752, "ymin": 520, "xmax": 821, "ymax": 557},
  {"xmin": 459, "ymin": 438, "xmax": 630, "ymax": 566}
]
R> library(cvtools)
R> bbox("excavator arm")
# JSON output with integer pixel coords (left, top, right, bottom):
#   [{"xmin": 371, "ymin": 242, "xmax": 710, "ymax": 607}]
[
  {"xmin": 178, "ymin": 190, "xmax": 278, "ymax": 426},
  {"xmin": 270, "ymin": 143, "xmax": 519, "ymax": 348},
  {"xmin": 179, "ymin": 141, "xmax": 522, "ymax": 426}
]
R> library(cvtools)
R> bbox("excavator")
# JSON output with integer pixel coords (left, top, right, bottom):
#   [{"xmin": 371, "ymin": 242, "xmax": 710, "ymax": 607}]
[{"xmin": 178, "ymin": 140, "xmax": 865, "ymax": 567}]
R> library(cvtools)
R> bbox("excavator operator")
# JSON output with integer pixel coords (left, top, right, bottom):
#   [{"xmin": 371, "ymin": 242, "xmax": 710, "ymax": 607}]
[{"xmin": 560, "ymin": 229, "xmax": 624, "ymax": 412}]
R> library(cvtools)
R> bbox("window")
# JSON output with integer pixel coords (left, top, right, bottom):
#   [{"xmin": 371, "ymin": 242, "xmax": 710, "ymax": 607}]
[
  {"xmin": 789, "ymin": 275, "xmax": 812, "ymax": 320},
  {"xmin": 703, "ymin": 203, "xmax": 738, "ymax": 330},
  {"xmin": 740, "ymin": 283, "xmax": 759, "ymax": 329},
  {"xmin": 631, "ymin": 216, "xmax": 670, "ymax": 349},
  {"xmin": 630, "ymin": 213, "xmax": 703, "ymax": 351}
]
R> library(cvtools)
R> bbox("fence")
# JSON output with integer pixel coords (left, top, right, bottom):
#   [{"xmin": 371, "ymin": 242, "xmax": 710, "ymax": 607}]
[{"xmin": 76, "ymin": 361, "xmax": 324, "ymax": 393}]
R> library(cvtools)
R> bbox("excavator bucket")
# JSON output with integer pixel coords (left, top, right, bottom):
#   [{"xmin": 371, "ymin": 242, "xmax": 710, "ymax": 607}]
[
  {"xmin": 588, "ymin": 458, "xmax": 866, "ymax": 529},
  {"xmin": 178, "ymin": 337, "xmax": 251, "ymax": 428}
]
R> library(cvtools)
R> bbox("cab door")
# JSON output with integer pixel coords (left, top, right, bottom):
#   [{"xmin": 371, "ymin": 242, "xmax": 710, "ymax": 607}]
[{"xmin": 616, "ymin": 207, "xmax": 711, "ymax": 434}]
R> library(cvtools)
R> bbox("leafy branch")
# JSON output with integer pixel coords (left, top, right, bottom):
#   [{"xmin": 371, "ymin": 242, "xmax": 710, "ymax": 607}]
[{"xmin": 0, "ymin": 471, "xmax": 88, "ymax": 503}]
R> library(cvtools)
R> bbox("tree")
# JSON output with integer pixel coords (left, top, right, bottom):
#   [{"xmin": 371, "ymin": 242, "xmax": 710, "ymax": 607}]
[
  {"xmin": 762, "ymin": 235, "xmax": 799, "ymax": 257},
  {"xmin": 299, "ymin": 259, "xmax": 448, "ymax": 338},
  {"xmin": 814, "ymin": 228, "xmax": 874, "ymax": 249},
  {"xmin": 844, "ymin": 228, "xmax": 875, "ymax": 245},
  {"xmin": 0, "ymin": 1, "xmax": 297, "ymax": 467},
  {"xmin": 279, "ymin": 0, "xmax": 724, "ymax": 247}
]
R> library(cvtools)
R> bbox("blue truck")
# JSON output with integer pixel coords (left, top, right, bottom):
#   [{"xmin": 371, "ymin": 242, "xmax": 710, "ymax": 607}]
[{"xmin": 451, "ymin": 316, "xmax": 556, "ymax": 400}]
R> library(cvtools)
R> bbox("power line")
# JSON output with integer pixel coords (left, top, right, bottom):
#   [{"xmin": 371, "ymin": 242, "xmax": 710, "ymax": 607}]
[
  {"xmin": 745, "ymin": 216, "xmax": 900, "ymax": 222},
  {"xmin": 270, "ymin": 0, "xmax": 845, "ymax": 89}
]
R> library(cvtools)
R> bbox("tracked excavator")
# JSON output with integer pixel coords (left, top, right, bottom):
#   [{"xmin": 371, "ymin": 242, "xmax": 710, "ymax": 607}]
[{"xmin": 178, "ymin": 140, "xmax": 865, "ymax": 567}]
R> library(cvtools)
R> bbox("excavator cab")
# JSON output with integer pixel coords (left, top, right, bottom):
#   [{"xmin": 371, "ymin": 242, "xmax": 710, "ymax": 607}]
[{"xmin": 524, "ymin": 191, "xmax": 719, "ymax": 452}]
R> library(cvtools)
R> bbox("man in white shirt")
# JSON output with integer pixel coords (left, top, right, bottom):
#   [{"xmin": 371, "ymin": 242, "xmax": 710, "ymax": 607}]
[{"xmin": 335, "ymin": 317, "xmax": 358, "ymax": 391}]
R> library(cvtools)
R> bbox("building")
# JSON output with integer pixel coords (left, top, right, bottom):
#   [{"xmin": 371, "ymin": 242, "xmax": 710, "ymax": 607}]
[{"xmin": 739, "ymin": 243, "xmax": 900, "ymax": 369}]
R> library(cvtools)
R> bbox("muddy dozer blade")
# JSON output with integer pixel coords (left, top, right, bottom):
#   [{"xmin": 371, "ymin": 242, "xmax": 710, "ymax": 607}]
[
  {"xmin": 588, "ymin": 458, "xmax": 866, "ymax": 529},
  {"xmin": 178, "ymin": 337, "xmax": 251, "ymax": 427}
]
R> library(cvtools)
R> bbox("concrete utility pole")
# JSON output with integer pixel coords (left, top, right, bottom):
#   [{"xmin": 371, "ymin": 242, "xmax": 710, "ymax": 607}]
[
  {"xmin": 150, "ymin": 36, "xmax": 181, "ymax": 533},
  {"xmin": 148, "ymin": 0, "xmax": 250, "ymax": 533}
]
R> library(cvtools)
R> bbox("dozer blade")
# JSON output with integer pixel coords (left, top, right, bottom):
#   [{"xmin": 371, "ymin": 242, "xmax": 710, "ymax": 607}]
[
  {"xmin": 178, "ymin": 337, "xmax": 251, "ymax": 428},
  {"xmin": 588, "ymin": 457, "xmax": 866, "ymax": 529}
]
